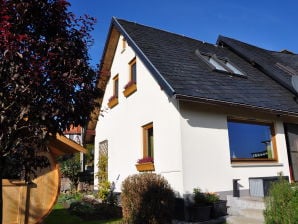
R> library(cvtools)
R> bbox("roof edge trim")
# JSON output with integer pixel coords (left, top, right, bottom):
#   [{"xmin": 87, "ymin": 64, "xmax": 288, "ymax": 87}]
[
  {"xmin": 175, "ymin": 94, "xmax": 298, "ymax": 117},
  {"xmin": 112, "ymin": 17, "xmax": 175, "ymax": 96}
]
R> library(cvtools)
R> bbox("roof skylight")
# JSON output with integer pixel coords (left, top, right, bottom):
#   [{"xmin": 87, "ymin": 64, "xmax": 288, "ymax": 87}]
[{"xmin": 196, "ymin": 49, "xmax": 245, "ymax": 76}]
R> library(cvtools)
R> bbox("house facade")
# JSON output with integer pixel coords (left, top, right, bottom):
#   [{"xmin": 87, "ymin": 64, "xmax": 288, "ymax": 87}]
[{"xmin": 93, "ymin": 17, "xmax": 298, "ymax": 197}]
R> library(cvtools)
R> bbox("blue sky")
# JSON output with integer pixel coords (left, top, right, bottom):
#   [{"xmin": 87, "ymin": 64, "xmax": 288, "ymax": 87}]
[{"xmin": 68, "ymin": 0, "xmax": 298, "ymax": 67}]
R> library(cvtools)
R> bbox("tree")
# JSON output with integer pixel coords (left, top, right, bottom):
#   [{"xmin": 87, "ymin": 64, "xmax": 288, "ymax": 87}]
[
  {"xmin": 0, "ymin": 0, "xmax": 100, "ymax": 222},
  {"xmin": 59, "ymin": 154, "xmax": 81, "ymax": 192}
]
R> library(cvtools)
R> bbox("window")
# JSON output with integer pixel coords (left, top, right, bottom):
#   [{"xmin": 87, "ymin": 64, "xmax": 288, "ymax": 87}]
[
  {"xmin": 227, "ymin": 119, "xmax": 277, "ymax": 161},
  {"xmin": 143, "ymin": 122, "xmax": 154, "ymax": 159},
  {"xmin": 114, "ymin": 75, "xmax": 119, "ymax": 98},
  {"xmin": 130, "ymin": 59, "xmax": 137, "ymax": 83},
  {"xmin": 98, "ymin": 140, "xmax": 108, "ymax": 182},
  {"xmin": 197, "ymin": 50, "xmax": 245, "ymax": 76},
  {"xmin": 121, "ymin": 37, "xmax": 126, "ymax": 53},
  {"xmin": 108, "ymin": 75, "xmax": 119, "ymax": 108},
  {"xmin": 123, "ymin": 57, "xmax": 137, "ymax": 97}
]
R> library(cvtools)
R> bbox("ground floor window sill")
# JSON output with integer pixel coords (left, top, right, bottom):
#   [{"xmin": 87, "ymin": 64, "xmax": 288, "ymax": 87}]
[{"xmin": 231, "ymin": 163, "xmax": 283, "ymax": 168}]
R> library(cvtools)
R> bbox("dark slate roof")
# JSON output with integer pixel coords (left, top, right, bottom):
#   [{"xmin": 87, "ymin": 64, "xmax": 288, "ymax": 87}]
[
  {"xmin": 112, "ymin": 18, "xmax": 298, "ymax": 115},
  {"xmin": 218, "ymin": 36, "xmax": 298, "ymax": 96}
]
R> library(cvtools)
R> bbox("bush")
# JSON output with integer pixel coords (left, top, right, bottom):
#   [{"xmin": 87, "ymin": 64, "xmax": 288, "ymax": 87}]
[
  {"xmin": 96, "ymin": 180, "xmax": 117, "ymax": 205},
  {"xmin": 264, "ymin": 179, "xmax": 298, "ymax": 224},
  {"xmin": 69, "ymin": 200, "xmax": 122, "ymax": 220},
  {"xmin": 121, "ymin": 173, "xmax": 175, "ymax": 224},
  {"xmin": 58, "ymin": 192, "xmax": 84, "ymax": 208}
]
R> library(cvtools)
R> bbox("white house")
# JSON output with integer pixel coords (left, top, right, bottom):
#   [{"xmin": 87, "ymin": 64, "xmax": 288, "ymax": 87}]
[{"xmin": 92, "ymin": 17, "xmax": 298, "ymax": 198}]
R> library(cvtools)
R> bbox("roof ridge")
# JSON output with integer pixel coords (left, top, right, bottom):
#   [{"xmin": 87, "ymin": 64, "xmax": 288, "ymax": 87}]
[
  {"xmin": 115, "ymin": 18, "xmax": 216, "ymax": 47},
  {"xmin": 218, "ymin": 35, "xmax": 297, "ymax": 55}
]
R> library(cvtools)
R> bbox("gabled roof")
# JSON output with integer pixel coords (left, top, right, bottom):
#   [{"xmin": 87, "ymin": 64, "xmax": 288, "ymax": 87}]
[
  {"xmin": 97, "ymin": 17, "xmax": 298, "ymax": 118},
  {"xmin": 218, "ymin": 36, "xmax": 298, "ymax": 96}
]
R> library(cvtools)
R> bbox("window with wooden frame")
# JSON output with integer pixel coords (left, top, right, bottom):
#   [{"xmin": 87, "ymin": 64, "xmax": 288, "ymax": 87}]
[
  {"xmin": 227, "ymin": 118, "xmax": 278, "ymax": 162},
  {"xmin": 121, "ymin": 37, "xmax": 126, "ymax": 53},
  {"xmin": 143, "ymin": 122, "xmax": 154, "ymax": 159},
  {"xmin": 108, "ymin": 75, "xmax": 119, "ymax": 108},
  {"xmin": 123, "ymin": 57, "xmax": 137, "ymax": 97},
  {"xmin": 136, "ymin": 122, "xmax": 155, "ymax": 172}
]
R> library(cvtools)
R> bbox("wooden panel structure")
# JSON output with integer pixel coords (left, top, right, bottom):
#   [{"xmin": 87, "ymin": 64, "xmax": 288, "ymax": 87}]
[
  {"xmin": 3, "ymin": 134, "xmax": 85, "ymax": 224},
  {"xmin": 3, "ymin": 152, "xmax": 60, "ymax": 224}
]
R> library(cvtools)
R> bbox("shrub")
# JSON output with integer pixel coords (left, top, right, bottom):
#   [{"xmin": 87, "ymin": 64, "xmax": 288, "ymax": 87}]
[
  {"xmin": 121, "ymin": 173, "xmax": 175, "ymax": 224},
  {"xmin": 193, "ymin": 188, "xmax": 208, "ymax": 205},
  {"xmin": 193, "ymin": 188, "xmax": 220, "ymax": 205},
  {"xmin": 205, "ymin": 192, "xmax": 220, "ymax": 204},
  {"xmin": 264, "ymin": 179, "xmax": 298, "ymax": 224},
  {"xmin": 69, "ymin": 200, "xmax": 122, "ymax": 220},
  {"xmin": 97, "ymin": 180, "xmax": 117, "ymax": 205},
  {"xmin": 58, "ymin": 192, "xmax": 83, "ymax": 208},
  {"xmin": 98, "ymin": 180, "xmax": 112, "ymax": 202}
]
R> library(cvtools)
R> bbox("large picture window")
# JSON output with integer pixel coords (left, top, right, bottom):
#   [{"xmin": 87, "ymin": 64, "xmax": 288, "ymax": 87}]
[{"xmin": 227, "ymin": 119, "xmax": 277, "ymax": 161}]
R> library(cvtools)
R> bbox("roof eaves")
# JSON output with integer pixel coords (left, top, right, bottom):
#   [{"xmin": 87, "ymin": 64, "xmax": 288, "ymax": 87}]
[
  {"xmin": 86, "ymin": 18, "xmax": 119, "ymax": 134},
  {"xmin": 175, "ymin": 93, "xmax": 298, "ymax": 117},
  {"xmin": 112, "ymin": 17, "xmax": 176, "ymax": 96}
]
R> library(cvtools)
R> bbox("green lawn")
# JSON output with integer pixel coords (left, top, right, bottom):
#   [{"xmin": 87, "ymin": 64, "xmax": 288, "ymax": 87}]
[{"xmin": 43, "ymin": 203, "xmax": 122, "ymax": 224}]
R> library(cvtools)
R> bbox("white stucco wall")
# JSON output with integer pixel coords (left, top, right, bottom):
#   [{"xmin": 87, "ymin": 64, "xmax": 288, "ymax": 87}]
[
  {"xmin": 95, "ymin": 34, "xmax": 291, "ymax": 197},
  {"xmin": 94, "ymin": 35, "xmax": 183, "ymax": 194},
  {"xmin": 179, "ymin": 102, "xmax": 291, "ymax": 195}
]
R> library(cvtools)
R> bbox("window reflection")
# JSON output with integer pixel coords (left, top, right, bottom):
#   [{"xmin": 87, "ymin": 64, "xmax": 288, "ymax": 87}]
[{"xmin": 228, "ymin": 120, "xmax": 275, "ymax": 160}]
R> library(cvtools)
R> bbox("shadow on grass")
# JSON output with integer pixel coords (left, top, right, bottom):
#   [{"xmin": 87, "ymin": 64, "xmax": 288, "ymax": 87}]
[{"xmin": 43, "ymin": 205, "xmax": 122, "ymax": 224}]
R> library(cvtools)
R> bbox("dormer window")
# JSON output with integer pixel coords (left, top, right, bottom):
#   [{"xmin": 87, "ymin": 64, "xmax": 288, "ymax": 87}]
[{"xmin": 196, "ymin": 50, "xmax": 245, "ymax": 76}]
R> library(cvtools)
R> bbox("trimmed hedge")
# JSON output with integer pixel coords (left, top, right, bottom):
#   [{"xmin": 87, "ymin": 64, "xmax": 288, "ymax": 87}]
[{"xmin": 121, "ymin": 173, "xmax": 175, "ymax": 224}]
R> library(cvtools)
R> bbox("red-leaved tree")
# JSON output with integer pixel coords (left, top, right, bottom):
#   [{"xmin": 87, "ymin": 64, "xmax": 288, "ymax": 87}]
[{"xmin": 0, "ymin": 0, "xmax": 100, "ymax": 222}]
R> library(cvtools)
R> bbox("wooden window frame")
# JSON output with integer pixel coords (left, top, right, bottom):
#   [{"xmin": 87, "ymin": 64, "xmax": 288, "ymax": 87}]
[
  {"xmin": 108, "ymin": 75, "xmax": 119, "ymax": 108},
  {"xmin": 123, "ymin": 57, "xmax": 137, "ymax": 97},
  {"xmin": 136, "ymin": 122, "xmax": 155, "ymax": 172},
  {"xmin": 121, "ymin": 37, "xmax": 126, "ymax": 53},
  {"xmin": 228, "ymin": 118, "xmax": 278, "ymax": 163},
  {"xmin": 142, "ymin": 122, "xmax": 154, "ymax": 159}
]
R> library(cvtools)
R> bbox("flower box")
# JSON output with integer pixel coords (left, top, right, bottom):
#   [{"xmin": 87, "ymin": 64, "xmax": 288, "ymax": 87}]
[
  {"xmin": 135, "ymin": 162, "xmax": 155, "ymax": 172},
  {"xmin": 123, "ymin": 82, "xmax": 137, "ymax": 97},
  {"xmin": 107, "ymin": 95, "xmax": 118, "ymax": 108}
]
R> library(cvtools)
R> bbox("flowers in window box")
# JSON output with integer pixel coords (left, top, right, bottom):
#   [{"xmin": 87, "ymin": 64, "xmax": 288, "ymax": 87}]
[
  {"xmin": 108, "ymin": 95, "xmax": 118, "ymax": 108},
  {"xmin": 124, "ymin": 80, "xmax": 136, "ymax": 89},
  {"xmin": 108, "ymin": 95, "xmax": 117, "ymax": 102},
  {"xmin": 137, "ymin": 156, "xmax": 154, "ymax": 164}
]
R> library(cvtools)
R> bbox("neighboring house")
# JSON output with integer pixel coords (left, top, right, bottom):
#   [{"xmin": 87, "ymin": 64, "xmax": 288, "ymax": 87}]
[
  {"xmin": 64, "ymin": 125, "xmax": 84, "ymax": 171},
  {"xmin": 92, "ymin": 17, "xmax": 298, "ymax": 198}
]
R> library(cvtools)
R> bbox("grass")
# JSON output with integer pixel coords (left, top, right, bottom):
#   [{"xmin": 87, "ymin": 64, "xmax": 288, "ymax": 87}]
[{"xmin": 43, "ymin": 202, "xmax": 122, "ymax": 224}]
